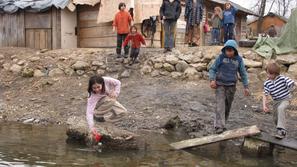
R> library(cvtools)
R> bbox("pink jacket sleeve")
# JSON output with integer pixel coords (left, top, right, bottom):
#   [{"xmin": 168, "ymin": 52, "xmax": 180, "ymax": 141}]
[
  {"xmin": 86, "ymin": 94, "xmax": 97, "ymax": 130},
  {"xmin": 103, "ymin": 77, "xmax": 121, "ymax": 97}
]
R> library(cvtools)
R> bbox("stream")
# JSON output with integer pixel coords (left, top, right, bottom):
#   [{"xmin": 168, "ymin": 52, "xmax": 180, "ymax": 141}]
[{"xmin": 0, "ymin": 122, "xmax": 296, "ymax": 167}]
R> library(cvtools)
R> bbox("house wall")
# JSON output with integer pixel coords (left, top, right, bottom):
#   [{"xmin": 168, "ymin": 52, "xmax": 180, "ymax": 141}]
[
  {"xmin": 248, "ymin": 16, "xmax": 286, "ymax": 36},
  {"xmin": 61, "ymin": 9, "xmax": 77, "ymax": 48},
  {"xmin": 0, "ymin": 8, "xmax": 61, "ymax": 49}
]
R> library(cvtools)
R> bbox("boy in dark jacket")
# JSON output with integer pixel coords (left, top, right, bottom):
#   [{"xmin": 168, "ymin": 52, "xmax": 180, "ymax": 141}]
[
  {"xmin": 209, "ymin": 40, "xmax": 250, "ymax": 134},
  {"xmin": 122, "ymin": 26, "xmax": 146, "ymax": 65},
  {"xmin": 160, "ymin": 0, "xmax": 182, "ymax": 53},
  {"xmin": 222, "ymin": 2, "xmax": 237, "ymax": 43}
]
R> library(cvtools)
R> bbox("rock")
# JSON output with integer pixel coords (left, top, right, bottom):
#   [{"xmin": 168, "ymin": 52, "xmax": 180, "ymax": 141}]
[
  {"xmin": 171, "ymin": 72, "xmax": 183, "ymax": 79},
  {"xmin": 154, "ymin": 63, "xmax": 163, "ymax": 69},
  {"xmin": 120, "ymin": 70, "xmax": 131, "ymax": 78},
  {"xmin": 22, "ymin": 67, "xmax": 34, "ymax": 77},
  {"xmin": 64, "ymin": 68, "xmax": 75, "ymax": 76},
  {"xmin": 276, "ymin": 54, "xmax": 297, "ymax": 65},
  {"xmin": 184, "ymin": 67, "xmax": 199, "ymax": 79},
  {"xmin": 49, "ymin": 68, "xmax": 64, "ymax": 77},
  {"xmin": 247, "ymin": 68, "xmax": 262, "ymax": 74},
  {"xmin": 190, "ymin": 63, "xmax": 207, "ymax": 72},
  {"xmin": 40, "ymin": 49, "xmax": 48, "ymax": 53},
  {"xmin": 141, "ymin": 65, "xmax": 152, "ymax": 74},
  {"xmin": 202, "ymin": 52, "xmax": 215, "ymax": 62},
  {"xmin": 29, "ymin": 56, "xmax": 40, "ymax": 62},
  {"xmin": 160, "ymin": 115, "xmax": 182, "ymax": 129},
  {"xmin": 258, "ymin": 71, "xmax": 267, "ymax": 81},
  {"xmin": 249, "ymin": 73, "xmax": 261, "ymax": 84},
  {"xmin": 97, "ymin": 69, "xmax": 105, "ymax": 76},
  {"xmin": 34, "ymin": 70, "xmax": 45, "ymax": 77},
  {"xmin": 159, "ymin": 70, "xmax": 170, "ymax": 76},
  {"xmin": 0, "ymin": 54, "xmax": 4, "ymax": 59},
  {"xmin": 17, "ymin": 60, "xmax": 26, "ymax": 66},
  {"xmin": 165, "ymin": 54, "xmax": 179, "ymax": 65},
  {"xmin": 2, "ymin": 63, "xmax": 10, "ymax": 70},
  {"xmin": 288, "ymin": 63, "xmax": 297, "ymax": 77},
  {"xmin": 243, "ymin": 50, "xmax": 262, "ymax": 61},
  {"xmin": 151, "ymin": 70, "xmax": 160, "ymax": 77},
  {"xmin": 23, "ymin": 118, "xmax": 35, "ymax": 124},
  {"xmin": 151, "ymin": 56, "xmax": 165, "ymax": 64},
  {"xmin": 178, "ymin": 54, "xmax": 201, "ymax": 64},
  {"xmin": 72, "ymin": 61, "xmax": 90, "ymax": 70},
  {"xmin": 76, "ymin": 70, "xmax": 85, "ymax": 76},
  {"xmin": 243, "ymin": 59, "xmax": 263, "ymax": 68},
  {"xmin": 163, "ymin": 63, "xmax": 175, "ymax": 72},
  {"xmin": 175, "ymin": 61, "xmax": 189, "ymax": 72},
  {"xmin": 10, "ymin": 64, "xmax": 22, "ymax": 74}
]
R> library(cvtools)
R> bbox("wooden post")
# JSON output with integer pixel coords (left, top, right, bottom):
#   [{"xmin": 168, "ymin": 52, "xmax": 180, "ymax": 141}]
[{"xmin": 170, "ymin": 125, "xmax": 261, "ymax": 150}]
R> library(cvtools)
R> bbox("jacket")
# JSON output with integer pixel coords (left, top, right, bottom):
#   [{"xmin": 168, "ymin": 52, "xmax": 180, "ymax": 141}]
[
  {"xmin": 122, "ymin": 33, "xmax": 146, "ymax": 49},
  {"xmin": 223, "ymin": 7, "xmax": 237, "ymax": 24},
  {"xmin": 113, "ymin": 11, "xmax": 132, "ymax": 34},
  {"xmin": 209, "ymin": 40, "xmax": 249, "ymax": 88},
  {"xmin": 185, "ymin": 0, "xmax": 203, "ymax": 26},
  {"xmin": 160, "ymin": 0, "xmax": 182, "ymax": 21}
]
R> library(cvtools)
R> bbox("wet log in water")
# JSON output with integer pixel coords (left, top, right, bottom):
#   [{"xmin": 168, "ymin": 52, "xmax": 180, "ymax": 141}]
[{"xmin": 66, "ymin": 117, "xmax": 145, "ymax": 150}]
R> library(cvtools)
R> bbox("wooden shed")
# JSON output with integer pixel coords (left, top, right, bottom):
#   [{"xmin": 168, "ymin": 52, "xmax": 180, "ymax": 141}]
[{"xmin": 247, "ymin": 12, "xmax": 287, "ymax": 36}]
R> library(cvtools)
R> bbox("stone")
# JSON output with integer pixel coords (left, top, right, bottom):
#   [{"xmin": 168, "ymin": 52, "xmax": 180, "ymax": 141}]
[
  {"xmin": 190, "ymin": 63, "xmax": 208, "ymax": 72},
  {"xmin": 64, "ymin": 68, "xmax": 75, "ymax": 76},
  {"xmin": 202, "ymin": 52, "xmax": 215, "ymax": 62},
  {"xmin": 17, "ymin": 60, "xmax": 26, "ymax": 66},
  {"xmin": 178, "ymin": 54, "xmax": 201, "ymax": 64},
  {"xmin": 242, "ymin": 50, "xmax": 262, "ymax": 61},
  {"xmin": 288, "ymin": 63, "xmax": 297, "ymax": 77},
  {"xmin": 2, "ymin": 63, "xmax": 10, "ymax": 70},
  {"xmin": 10, "ymin": 64, "xmax": 22, "ymax": 74},
  {"xmin": 120, "ymin": 70, "xmax": 131, "ymax": 78},
  {"xmin": 159, "ymin": 70, "xmax": 170, "ymax": 76},
  {"xmin": 49, "ymin": 68, "xmax": 64, "ymax": 77},
  {"xmin": 141, "ymin": 65, "xmax": 152, "ymax": 74},
  {"xmin": 165, "ymin": 54, "xmax": 179, "ymax": 65},
  {"xmin": 184, "ymin": 67, "xmax": 199, "ymax": 79},
  {"xmin": 151, "ymin": 56, "xmax": 165, "ymax": 64},
  {"xmin": 34, "ymin": 70, "xmax": 45, "ymax": 77},
  {"xmin": 29, "ymin": 56, "xmax": 40, "ymax": 62},
  {"xmin": 247, "ymin": 68, "xmax": 262, "ymax": 74},
  {"xmin": 76, "ymin": 70, "xmax": 85, "ymax": 76},
  {"xmin": 151, "ymin": 70, "xmax": 160, "ymax": 77},
  {"xmin": 249, "ymin": 73, "xmax": 261, "ymax": 84},
  {"xmin": 163, "ymin": 63, "xmax": 175, "ymax": 72},
  {"xmin": 175, "ymin": 61, "xmax": 189, "ymax": 72},
  {"xmin": 243, "ymin": 58, "xmax": 263, "ymax": 68},
  {"xmin": 97, "ymin": 69, "xmax": 105, "ymax": 76},
  {"xmin": 171, "ymin": 72, "xmax": 183, "ymax": 79},
  {"xmin": 258, "ymin": 71, "xmax": 267, "ymax": 81},
  {"xmin": 22, "ymin": 67, "xmax": 34, "ymax": 78},
  {"xmin": 154, "ymin": 63, "xmax": 163, "ymax": 69},
  {"xmin": 276, "ymin": 54, "xmax": 297, "ymax": 65},
  {"xmin": 72, "ymin": 61, "xmax": 90, "ymax": 70},
  {"xmin": 0, "ymin": 54, "xmax": 4, "ymax": 59},
  {"xmin": 23, "ymin": 118, "xmax": 35, "ymax": 124}
]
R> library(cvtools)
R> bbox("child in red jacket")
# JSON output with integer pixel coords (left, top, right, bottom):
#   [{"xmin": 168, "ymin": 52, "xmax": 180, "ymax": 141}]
[{"xmin": 122, "ymin": 26, "xmax": 146, "ymax": 65}]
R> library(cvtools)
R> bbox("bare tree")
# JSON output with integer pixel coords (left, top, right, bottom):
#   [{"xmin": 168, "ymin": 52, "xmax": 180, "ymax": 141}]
[
  {"xmin": 274, "ymin": 0, "xmax": 294, "ymax": 16},
  {"xmin": 257, "ymin": 0, "xmax": 267, "ymax": 33}
]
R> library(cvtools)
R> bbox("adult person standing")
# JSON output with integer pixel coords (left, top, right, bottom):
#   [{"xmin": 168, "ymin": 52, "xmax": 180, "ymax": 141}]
[
  {"xmin": 160, "ymin": 0, "xmax": 182, "ymax": 53},
  {"xmin": 185, "ymin": 0, "xmax": 204, "ymax": 47}
]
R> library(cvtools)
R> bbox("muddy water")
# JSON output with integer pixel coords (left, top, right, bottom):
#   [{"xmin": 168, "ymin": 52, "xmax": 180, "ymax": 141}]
[{"xmin": 0, "ymin": 123, "xmax": 296, "ymax": 167}]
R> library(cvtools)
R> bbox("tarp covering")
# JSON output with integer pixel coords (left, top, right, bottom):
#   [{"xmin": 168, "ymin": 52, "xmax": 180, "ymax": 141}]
[
  {"xmin": 253, "ymin": 8, "xmax": 297, "ymax": 59},
  {"xmin": 72, "ymin": 0, "xmax": 100, "ymax": 6},
  {"xmin": 0, "ymin": 0, "xmax": 69, "ymax": 13}
]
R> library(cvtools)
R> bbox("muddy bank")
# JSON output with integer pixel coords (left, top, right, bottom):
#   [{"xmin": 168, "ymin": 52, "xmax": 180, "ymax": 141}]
[{"xmin": 0, "ymin": 48, "xmax": 297, "ymax": 142}]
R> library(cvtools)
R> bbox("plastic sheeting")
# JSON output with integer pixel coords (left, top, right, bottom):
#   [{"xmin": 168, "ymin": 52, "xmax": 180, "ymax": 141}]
[
  {"xmin": 253, "ymin": 8, "xmax": 297, "ymax": 59},
  {"xmin": 0, "ymin": 0, "xmax": 69, "ymax": 13}
]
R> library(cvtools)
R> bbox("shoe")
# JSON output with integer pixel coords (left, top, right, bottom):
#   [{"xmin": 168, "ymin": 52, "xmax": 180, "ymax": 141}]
[
  {"xmin": 275, "ymin": 128, "xmax": 286, "ymax": 139},
  {"xmin": 123, "ymin": 54, "xmax": 129, "ymax": 58},
  {"xmin": 94, "ymin": 116, "xmax": 105, "ymax": 122},
  {"xmin": 215, "ymin": 127, "xmax": 225, "ymax": 134},
  {"xmin": 116, "ymin": 54, "xmax": 122, "ymax": 58},
  {"xmin": 191, "ymin": 43, "xmax": 199, "ymax": 47}
]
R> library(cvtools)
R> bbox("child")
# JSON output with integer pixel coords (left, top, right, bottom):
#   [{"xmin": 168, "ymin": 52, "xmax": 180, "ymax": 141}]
[
  {"xmin": 86, "ymin": 76, "xmax": 128, "ymax": 134},
  {"xmin": 263, "ymin": 62, "xmax": 295, "ymax": 139},
  {"xmin": 209, "ymin": 40, "xmax": 249, "ymax": 134},
  {"xmin": 211, "ymin": 6, "xmax": 223, "ymax": 45},
  {"xmin": 113, "ymin": 2, "xmax": 133, "ymax": 58},
  {"xmin": 122, "ymin": 26, "xmax": 146, "ymax": 65},
  {"xmin": 222, "ymin": 2, "xmax": 237, "ymax": 43}
]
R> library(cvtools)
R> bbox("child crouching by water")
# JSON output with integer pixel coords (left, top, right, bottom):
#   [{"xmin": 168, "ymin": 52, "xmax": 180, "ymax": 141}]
[
  {"xmin": 122, "ymin": 26, "xmax": 146, "ymax": 65},
  {"xmin": 263, "ymin": 62, "xmax": 296, "ymax": 139},
  {"xmin": 86, "ymin": 75, "xmax": 128, "ymax": 134}
]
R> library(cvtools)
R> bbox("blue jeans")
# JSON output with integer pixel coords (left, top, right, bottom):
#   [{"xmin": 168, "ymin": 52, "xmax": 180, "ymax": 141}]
[
  {"xmin": 223, "ymin": 23, "xmax": 234, "ymax": 43},
  {"xmin": 164, "ymin": 20, "xmax": 176, "ymax": 49},
  {"xmin": 211, "ymin": 28, "xmax": 220, "ymax": 45}
]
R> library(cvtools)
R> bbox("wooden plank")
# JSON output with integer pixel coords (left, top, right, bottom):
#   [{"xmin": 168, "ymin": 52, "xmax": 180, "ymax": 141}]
[
  {"xmin": 25, "ymin": 29, "xmax": 34, "ymax": 48},
  {"xmin": 79, "ymin": 37, "xmax": 117, "ymax": 48},
  {"xmin": 47, "ymin": 29, "xmax": 52, "ymax": 49},
  {"xmin": 34, "ymin": 30, "xmax": 40, "ymax": 49},
  {"xmin": 17, "ymin": 11, "xmax": 25, "ymax": 47},
  {"xmin": 25, "ymin": 11, "xmax": 51, "ymax": 29},
  {"xmin": 170, "ymin": 125, "xmax": 261, "ymax": 150},
  {"xmin": 250, "ymin": 132, "xmax": 297, "ymax": 151},
  {"xmin": 79, "ymin": 10, "xmax": 98, "ymax": 21},
  {"xmin": 79, "ymin": 26, "xmax": 115, "ymax": 38}
]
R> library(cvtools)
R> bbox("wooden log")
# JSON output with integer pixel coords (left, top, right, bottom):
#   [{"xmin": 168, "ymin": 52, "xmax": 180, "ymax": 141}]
[
  {"xmin": 251, "ymin": 132, "xmax": 297, "ymax": 151},
  {"xmin": 66, "ymin": 117, "xmax": 145, "ymax": 150},
  {"xmin": 170, "ymin": 125, "xmax": 261, "ymax": 150}
]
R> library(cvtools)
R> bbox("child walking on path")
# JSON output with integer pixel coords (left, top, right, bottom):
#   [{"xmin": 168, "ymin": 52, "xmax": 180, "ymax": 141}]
[
  {"xmin": 263, "ymin": 62, "xmax": 296, "ymax": 139},
  {"xmin": 222, "ymin": 2, "xmax": 237, "ymax": 43},
  {"xmin": 122, "ymin": 26, "xmax": 146, "ymax": 65},
  {"xmin": 211, "ymin": 6, "xmax": 222, "ymax": 45},
  {"xmin": 113, "ymin": 2, "xmax": 133, "ymax": 58},
  {"xmin": 209, "ymin": 40, "xmax": 250, "ymax": 134},
  {"xmin": 86, "ymin": 76, "xmax": 128, "ymax": 134}
]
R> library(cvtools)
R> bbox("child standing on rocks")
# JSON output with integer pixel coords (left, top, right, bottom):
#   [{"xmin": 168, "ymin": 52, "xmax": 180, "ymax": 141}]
[
  {"xmin": 263, "ymin": 62, "xmax": 296, "ymax": 139},
  {"xmin": 211, "ymin": 6, "xmax": 223, "ymax": 45},
  {"xmin": 122, "ymin": 26, "xmax": 146, "ymax": 65},
  {"xmin": 86, "ymin": 75, "xmax": 128, "ymax": 134},
  {"xmin": 113, "ymin": 2, "xmax": 133, "ymax": 58},
  {"xmin": 209, "ymin": 40, "xmax": 250, "ymax": 134},
  {"xmin": 222, "ymin": 2, "xmax": 237, "ymax": 43}
]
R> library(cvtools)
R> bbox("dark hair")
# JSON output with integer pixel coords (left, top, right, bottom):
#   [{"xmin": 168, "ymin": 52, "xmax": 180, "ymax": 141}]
[
  {"xmin": 130, "ymin": 25, "xmax": 137, "ymax": 32},
  {"xmin": 118, "ymin": 2, "xmax": 126, "ymax": 10},
  {"xmin": 88, "ymin": 75, "xmax": 105, "ymax": 96},
  {"xmin": 266, "ymin": 62, "xmax": 280, "ymax": 75}
]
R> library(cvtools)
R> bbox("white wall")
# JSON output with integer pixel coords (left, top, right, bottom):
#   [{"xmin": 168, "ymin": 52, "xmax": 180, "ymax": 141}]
[{"xmin": 61, "ymin": 9, "xmax": 77, "ymax": 49}]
